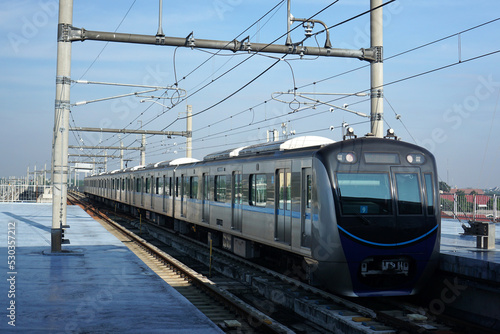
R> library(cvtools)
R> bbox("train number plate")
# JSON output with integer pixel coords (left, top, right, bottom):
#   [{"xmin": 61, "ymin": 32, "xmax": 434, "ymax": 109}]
[{"xmin": 382, "ymin": 259, "xmax": 409, "ymax": 275}]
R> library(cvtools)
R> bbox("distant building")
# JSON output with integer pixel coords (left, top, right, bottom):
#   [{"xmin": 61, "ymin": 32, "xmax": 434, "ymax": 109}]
[{"xmin": 448, "ymin": 188, "xmax": 484, "ymax": 195}]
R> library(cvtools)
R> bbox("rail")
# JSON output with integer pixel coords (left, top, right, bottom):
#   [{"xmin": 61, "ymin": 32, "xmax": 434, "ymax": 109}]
[{"xmin": 67, "ymin": 191, "xmax": 288, "ymax": 333}]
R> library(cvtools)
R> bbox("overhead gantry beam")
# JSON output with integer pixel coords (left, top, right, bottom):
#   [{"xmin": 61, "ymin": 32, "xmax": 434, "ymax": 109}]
[
  {"xmin": 59, "ymin": 25, "xmax": 381, "ymax": 62},
  {"xmin": 68, "ymin": 145, "xmax": 143, "ymax": 151},
  {"xmin": 69, "ymin": 127, "xmax": 188, "ymax": 137}
]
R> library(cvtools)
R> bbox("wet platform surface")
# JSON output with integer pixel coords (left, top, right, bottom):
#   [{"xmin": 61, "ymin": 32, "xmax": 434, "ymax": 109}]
[
  {"xmin": 440, "ymin": 218, "xmax": 500, "ymax": 282},
  {"xmin": 0, "ymin": 203, "xmax": 223, "ymax": 333},
  {"xmin": 1, "ymin": 203, "xmax": 498, "ymax": 332}
]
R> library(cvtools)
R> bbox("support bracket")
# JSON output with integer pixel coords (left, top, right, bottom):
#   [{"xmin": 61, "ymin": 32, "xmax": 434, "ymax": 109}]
[
  {"xmin": 58, "ymin": 23, "xmax": 84, "ymax": 42},
  {"xmin": 362, "ymin": 46, "xmax": 383, "ymax": 63}
]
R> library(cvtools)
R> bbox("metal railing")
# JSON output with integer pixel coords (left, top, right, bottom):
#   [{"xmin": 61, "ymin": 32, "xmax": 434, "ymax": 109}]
[
  {"xmin": 0, "ymin": 184, "xmax": 52, "ymax": 203},
  {"xmin": 441, "ymin": 193, "xmax": 499, "ymax": 222}
]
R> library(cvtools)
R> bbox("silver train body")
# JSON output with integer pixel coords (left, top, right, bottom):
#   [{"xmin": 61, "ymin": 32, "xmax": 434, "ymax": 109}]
[{"xmin": 84, "ymin": 136, "xmax": 440, "ymax": 297}]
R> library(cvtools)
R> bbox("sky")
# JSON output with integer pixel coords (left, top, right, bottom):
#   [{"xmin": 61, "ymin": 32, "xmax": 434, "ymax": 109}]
[{"xmin": 1, "ymin": 0, "xmax": 500, "ymax": 189}]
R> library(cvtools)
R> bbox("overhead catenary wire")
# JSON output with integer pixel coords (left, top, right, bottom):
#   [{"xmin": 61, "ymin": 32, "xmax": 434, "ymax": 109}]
[
  {"xmin": 115, "ymin": 0, "xmax": 394, "ymax": 162},
  {"xmin": 140, "ymin": 98, "xmax": 371, "ymax": 159},
  {"xmin": 135, "ymin": 45, "xmax": 500, "ymax": 166},
  {"xmin": 140, "ymin": 0, "xmax": 343, "ymax": 126},
  {"xmin": 86, "ymin": 0, "xmax": 346, "ymax": 160},
  {"xmin": 172, "ymin": 17, "xmax": 500, "ymax": 146},
  {"xmin": 82, "ymin": 0, "xmax": 293, "ymax": 152},
  {"xmin": 70, "ymin": 7, "xmax": 500, "ymax": 169},
  {"xmin": 74, "ymin": 0, "xmax": 137, "ymax": 83}
]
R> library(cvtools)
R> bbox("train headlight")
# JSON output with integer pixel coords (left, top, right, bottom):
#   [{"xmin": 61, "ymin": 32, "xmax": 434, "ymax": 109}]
[
  {"xmin": 406, "ymin": 153, "xmax": 425, "ymax": 165},
  {"xmin": 337, "ymin": 152, "xmax": 357, "ymax": 163}
]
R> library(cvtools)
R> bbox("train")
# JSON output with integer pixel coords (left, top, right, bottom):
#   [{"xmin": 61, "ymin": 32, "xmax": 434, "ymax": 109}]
[{"xmin": 84, "ymin": 135, "xmax": 441, "ymax": 297}]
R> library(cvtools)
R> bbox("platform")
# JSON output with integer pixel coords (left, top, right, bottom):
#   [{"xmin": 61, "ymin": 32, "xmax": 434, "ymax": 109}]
[
  {"xmin": 0, "ymin": 203, "xmax": 223, "ymax": 333},
  {"xmin": 440, "ymin": 218, "xmax": 500, "ymax": 282}
]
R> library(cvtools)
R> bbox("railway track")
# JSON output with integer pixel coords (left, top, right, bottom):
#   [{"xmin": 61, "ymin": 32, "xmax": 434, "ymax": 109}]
[
  {"xmin": 68, "ymin": 191, "xmax": 299, "ymax": 333},
  {"xmin": 69, "ymin": 191, "xmax": 493, "ymax": 334}
]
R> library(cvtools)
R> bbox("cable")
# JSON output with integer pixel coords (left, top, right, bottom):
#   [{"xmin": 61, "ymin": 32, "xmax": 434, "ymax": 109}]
[
  {"xmin": 71, "ymin": 0, "xmax": 138, "ymax": 158},
  {"xmin": 146, "ymin": 96, "xmax": 370, "ymax": 157},
  {"xmin": 142, "ymin": 0, "xmax": 342, "ymax": 126},
  {"xmin": 74, "ymin": 1, "xmax": 137, "ymax": 82},
  {"xmin": 384, "ymin": 97, "xmax": 417, "ymax": 143},
  {"xmin": 98, "ymin": 0, "xmax": 345, "ymax": 162},
  {"xmin": 176, "ymin": 47, "xmax": 500, "ymax": 154},
  {"xmin": 86, "ymin": 0, "xmax": 290, "ymax": 151},
  {"xmin": 78, "ymin": 9, "xmax": 500, "ymax": 169},
  {"xmin": 172, "ymin": 0, "xmax": 287, "ymax": 88}
]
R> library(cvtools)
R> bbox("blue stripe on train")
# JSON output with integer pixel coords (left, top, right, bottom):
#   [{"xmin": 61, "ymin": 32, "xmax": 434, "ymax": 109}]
[{"xmin": 337, "ymin": 224, "xmax": 439, "ymax": 247}]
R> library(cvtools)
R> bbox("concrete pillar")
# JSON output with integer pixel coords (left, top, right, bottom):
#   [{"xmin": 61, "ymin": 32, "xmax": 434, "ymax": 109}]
[
  {"xmin": 51, "ymin": 0, "xmax": 73, "ymax": 252},
  {"xmin": 370, "ymin": 0, "xmax": 384, "ymax": 137}
]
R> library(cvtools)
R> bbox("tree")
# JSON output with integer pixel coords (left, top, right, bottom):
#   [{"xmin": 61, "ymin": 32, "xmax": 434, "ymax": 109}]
[{"xmin": 439, "ymin": 181, "xmax": 451, "ymax": 193}]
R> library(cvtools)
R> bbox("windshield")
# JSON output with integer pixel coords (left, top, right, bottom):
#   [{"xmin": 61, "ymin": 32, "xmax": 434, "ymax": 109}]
[
  {"xmin": 395, "ymin": 173, "xmax": 422, "ymax": 215},
  {"xmin": 337, "ymin": 173, "xmax": 392, "ymax": 215}
]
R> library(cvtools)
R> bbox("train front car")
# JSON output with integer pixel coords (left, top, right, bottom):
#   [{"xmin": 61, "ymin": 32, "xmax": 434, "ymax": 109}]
[{"xmin": 312, "ymin": 137, "xmax": 440, "ymax": 297}]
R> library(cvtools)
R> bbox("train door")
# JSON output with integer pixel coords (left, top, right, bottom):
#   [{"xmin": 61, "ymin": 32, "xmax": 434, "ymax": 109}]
[
  {"xmin": 124, "ymin": 178, "xmax": 127, "ymax": 202},
  {"xmin": 231, "ymin": 171, "xmax": 243, "ymax": 231},
  {"xmin": 140, "ymin": 176, "xmax": 144, "ymax": 207},
  {"xmin": 184, "ymin": 175, "xmax": 189, "ymax": 218},
  {"xmin": 301, "ymin": 168, "xmax": 312, "ymax": 248},
  {"xmin": 128, "ymin": 177, "xmax": 132, "ymax": 205},
  {"xmin": 132, "ymin": 178, "xmax": 136, "ymax": 205},
  {"xmin": 162, "ymin": 175, "xmax": 167, "ymax": 212},
  {"xmin": 202, "ymin": 173, "xmax": 210, "ymax": 222},
  {"xmin": 181, "ymin": 174, "xmax": 187, "ymax": 218},
  {"xmin": 150, "ymin": 176, "xmax": 154, "ymax": 209},
  {"xmin": 173, "ymin": 175, "xmax": 179, "ymax": 217},
  {"xmin": 275, "ymin": 168, "xmax": 292, "ymax": 244}
]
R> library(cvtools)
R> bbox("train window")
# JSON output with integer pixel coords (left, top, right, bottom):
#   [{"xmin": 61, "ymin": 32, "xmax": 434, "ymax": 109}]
[
  {"xmin": 215, "ymin": 175, "xmax": 227, "ymax": 202},
  {"xmin": 424, "ymin": 174, "xmax": 434, "ymax": 215},
  {"xmin": 156, "ymin": 177, "xmax": 162, "ymax": 195},
  {"xmin": 175, "ymin": 177, "xmax": 179, "ymax": 197},
  {"xmin": 250, "ymin": 174, "xmax": 267, "ymax": 206},
  {"xmin": 191, "ymin": 176, "xmax": 199, "ymax": 199},
  {"xmin": 136, "ymin": 178, "xmax": 141, "ymax": 193},
  {"xmin": 337, "ymin": 173, "xmax": 392, "ymax": 215},
  {"xmin": 145, "ymin": 177, "xmax": 150, "ymax": 194},
  {"xmin": 395, "ymin": 173, "xmax": 422, "ymax": 215}
]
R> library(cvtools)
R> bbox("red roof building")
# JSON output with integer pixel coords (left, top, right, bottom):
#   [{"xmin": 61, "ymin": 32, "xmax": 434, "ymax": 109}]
[{"xmin": 448, "ymin": 188, "xmax": 484, "ymax": 195}]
